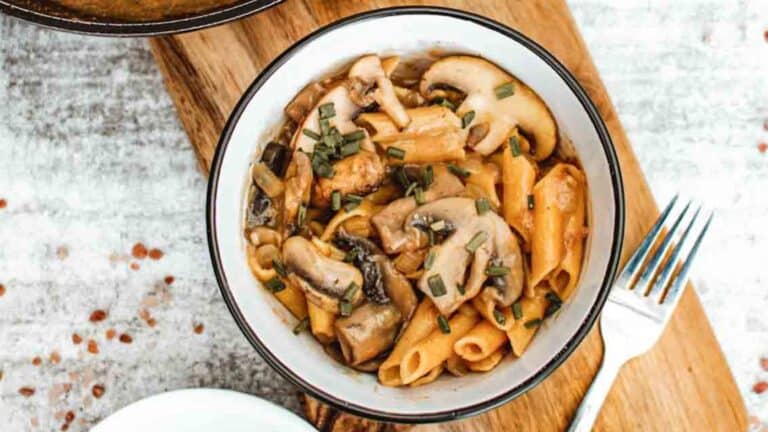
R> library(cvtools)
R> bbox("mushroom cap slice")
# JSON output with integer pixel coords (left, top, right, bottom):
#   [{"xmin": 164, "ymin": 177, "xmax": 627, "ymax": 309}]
[
  {"xmin": 349, "ymin": 55, "xmax": 410, "ymax": 129},
  {"xmin": 282, "ymin": 236, "xmax": 363, "ymax": 313},
  {"xmin": 407, "ymin": 197, "xmax": 525, "ymax": 315},
  {"xmin": 334, "ymin": 302, "xmax": 402, "ymax": 366},
  {"xmin": 419, "ymin": 55, "xmax": 557, "ymax": 160},
  {"xmin": 291, "ymin": 85, "xmax": 374, "ymax": 154}
]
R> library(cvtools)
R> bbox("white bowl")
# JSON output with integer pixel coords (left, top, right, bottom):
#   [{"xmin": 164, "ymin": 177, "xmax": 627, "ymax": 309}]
[{"xmin": 207, "ymin": 7, "xmax": 624, "ymax": 423}]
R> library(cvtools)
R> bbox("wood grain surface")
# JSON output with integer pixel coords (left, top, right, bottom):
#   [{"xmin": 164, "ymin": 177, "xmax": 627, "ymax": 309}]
[{"xmin": 149, "ymin": 0, "xmax": 748, "ymax": 430}]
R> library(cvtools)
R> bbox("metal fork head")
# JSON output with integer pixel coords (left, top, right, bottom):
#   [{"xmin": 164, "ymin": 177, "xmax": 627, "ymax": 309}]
[{"xmin": 612, "ymin": 196, "xmax": 713, "ymax": 316}]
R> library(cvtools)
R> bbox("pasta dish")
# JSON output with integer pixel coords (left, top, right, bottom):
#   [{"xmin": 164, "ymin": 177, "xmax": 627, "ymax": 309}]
[{"xmin": 243, "ymin": 53, "xmax": 588, "ymax": 386}]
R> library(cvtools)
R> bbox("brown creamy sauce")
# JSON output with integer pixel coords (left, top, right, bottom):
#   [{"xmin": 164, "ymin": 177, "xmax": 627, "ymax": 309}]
[{"xmin": 52, "ymin": 0, "xmax": 240, "ymax": 21}]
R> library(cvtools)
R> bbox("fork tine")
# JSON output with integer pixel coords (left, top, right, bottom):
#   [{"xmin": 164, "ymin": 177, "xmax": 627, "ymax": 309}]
[
  {"xmin": 647, "ymin": 206, "xmax": 702, "ymax": 300},
  {"xmin": 614, "ymin": 194, "xmax": 679, "ymax": 288},
  {"xmin": 633, "ymin": 200, "xmax": 692, "ymax": 294},
  {"xmin": 661, "ymin": 212, "xmax": 714, "ymax": 305}
]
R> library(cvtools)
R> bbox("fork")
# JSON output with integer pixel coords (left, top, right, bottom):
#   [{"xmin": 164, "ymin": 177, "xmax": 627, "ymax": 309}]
[{"xmin": 567, "ymin": 195, "xmax": 713, "ymax": 432}]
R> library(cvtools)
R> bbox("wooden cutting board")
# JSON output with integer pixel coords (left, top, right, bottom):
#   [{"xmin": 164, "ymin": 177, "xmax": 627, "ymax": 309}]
[{"xmin": 149, "ymin": 1, "xmax": 748, "ymax": 430}]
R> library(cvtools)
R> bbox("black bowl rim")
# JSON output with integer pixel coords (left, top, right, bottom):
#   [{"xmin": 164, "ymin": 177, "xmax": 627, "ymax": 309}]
[
  {"xmin": 0, "ymin": 0, "xmax": 282, "ymax": 37},
  {"xmin": 207, "ymin": 6, "xmax": 625, "ymax": 424}
]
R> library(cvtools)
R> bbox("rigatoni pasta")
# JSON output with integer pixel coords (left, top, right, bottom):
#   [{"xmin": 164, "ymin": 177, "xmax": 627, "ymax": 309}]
[{"xmin": 242, "ymin": 52, "xmax": 589, "ymax": 387}]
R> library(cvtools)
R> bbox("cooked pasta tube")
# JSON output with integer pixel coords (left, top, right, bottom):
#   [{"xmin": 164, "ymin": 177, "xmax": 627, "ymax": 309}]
[
  {"xmin": 358, "ymin": 106, "xmax": 461, "ymax": 141},
  {"xmin": 467, "ymin": 347, "xmax": 506, "ymax": 372},
  {"xmin": 409, "ymin": 363, "xmax": 445, "ymax": 387},
  {"xmin": 246, "ymin": 244, "xmax": 277, "ymax": 282},
  {"xmin": 378, "ymin": 299, "xmax": 440, "ymax": 386},
  {"xmin": 399, "ymin": 305, "xmax": 479, "ymax": 385},
  {"xmin": 549, "ymin": 177, "xmax": 587, "ymax": 300},
  {"xmin": 502, "ymin": 133, "xmax": 537, "ymax": 244},
  {"xmin": 378, "ymin": 131, "xmax": 466, "ymax": 163},
  {"xmin": 342, "ymin": 216, "xmax": 373, "ymax": 238},
  {"xmin": 472, "ymin": 296, "xmax": 514, "ymax": 332},
  {"xmin": 273, "ymin": 277, "xmax": 308, "ymax": 320},
  {"xmin": 529, "ymin": 164, "xmax": 584, "ymax": 295},
  {"xmin": 307, "ymin": 301, "xmax": 336, "ymax": 344},
  {"xmin": 321, "ymin": 200, "xmax": 380, "ymax": 241},
  {"xmin": 454, "ymin": 320, "xmax": 508, "ymax": 362},
  {"xmin": 445, "ymin": 352, "xmax": 469, "ymax": 377},
  {"xmin": 506, "ymin": 295, "xmax": 548, "ymax": 357},
  {"xmin": 459, "ymin": 156, "xmax": 501, "ymax": 207}
]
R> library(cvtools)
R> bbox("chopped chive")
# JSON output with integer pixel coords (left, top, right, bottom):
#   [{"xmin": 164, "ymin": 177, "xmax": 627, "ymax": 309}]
[
  {"xmin": 393, "ymin": 165, "xmax": 410, "ymax": 189},
  {"xmin": 524, "ymin": 318, "xmax": 542, "ymax": 329},
  {"xmin": 414, "ymin": 187, "xmax": 425, "ymax": 205},
  {"xmin": 493, "ymin": 309, "xmax": 506, "ymax": 326},
  {"xmin": 461, "ymin": 110, "xmax": 476, "ymax": 129},
  {"xmin": 342, "ymin": 282, "xmax": 359, "ymax": 302},
  {"xmin": 430, "ymin": 220, "xmax": 446, "ymax": 232},
  {"xmin": 437, "ymin": 315, "xmax": 451, "ymax": 334},
  {"xmin": 319, "ymin": 118, "xmax": 331, "ymax": 135},
  {"xmin": 433, "ymin": 97, "xmax": 456, "ymax": 111},
  {"xmin": 465, "ymin": 231, "xmax": 488, "ymax": 253},
  {"xmin": 302, "ymin": 128, "xmax": 321, "ymax": 140},
  {"xmin": 509, "ymin": 136, "xmax": 522, "ymax": 157},
  {"xmin": 344, "ymin": 201, "xmax": 360, "ymax": 212},
  {"xmin": 312, "ymin": 159, "xmax": 334, "ymax": 178},
  {"xmin": 421, "ymin": 165, "xmax": 434, "ymax": 188},
  {"xmin": 323, "ymin": 130, "xmax": 342, "ymax": 148},
  {"xmin": 339, "ymin": 300, "xmax": 353, "ymax": 317},
  {"xmin": 404, "ymin": 182, "xmax": 418, "ymax": 197},
  {"xmin": 342, "ymin": 130, "xmax": 366, "ymax": 143},
  {"xmin": 485, "ymin": 265, "xmax": 511, "ymax": 277},
  {"xmin": 386, "ymin": 146, "xmax": 406, "ymax": 160},
  {"xmin": 494, "ymin": 82, "xmax": 515, "ymax": 99},
  {"xmin": 427, "ymin": 229, "xmax": 436, "ymax": 246},
  {"xmin": 512, "ymin": 302, "xmax": 523, "ymax": 320},
  {"xmin": 331, "ymin": 190, "xmax": 341, "ymax": 211},
  {"xmin": 340, "ymin": 141, "xmax": 360, "ymax": 157},
  {"xmin": 424, "ymin": 250, "xmax": 436, "ymax": 270},
  {"xmin": 545, "ymin": 292, "xmax": 563, "ymax": 305},
  {"xmin": 544, "ymin": 302, "xmax": 561, "ymax": 319},
  {"xmin": 292, "ymin": 317, "xmax": 309, "ymax": 335},
  {"xmin": 428, "ymin": 274, "xmax": 447, "ymax": 297},
  {"xmin": 272, "ymin": 258, "xmax": 287, "ymax": 278},
  {"xmin": 456, "ymin": 283, "xmax": 466, "ymax": 295},
  {"xmin": 297, "ymin": 204, "xmax": 307, "ymax": 227},
  {"xmin": 447, "ymin": 163, "xmax": 470, "ymax": 178},
  {"xmin": 475, "ymin": 198, "xmax": 490, "ymax": 215},
  {"xmin": 344, "ymin": 194, "xmax": 364, "ymax": 204},
  {"xmin": 318, "ymin": 102, "xmax": 336, "ymax": 119},
  {"xmin": 265, "ymin": 276, "xmax": 285, "ymax": 293},
  {"xmin": 527, "ymin": 194, "xmax": 535, "ymax": 210}
]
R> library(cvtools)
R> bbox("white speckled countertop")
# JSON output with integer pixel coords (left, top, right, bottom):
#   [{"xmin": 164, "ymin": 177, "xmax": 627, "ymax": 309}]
[{"xmin": 0, "ymin": 1, "xmax": 767, "ymax": 431}]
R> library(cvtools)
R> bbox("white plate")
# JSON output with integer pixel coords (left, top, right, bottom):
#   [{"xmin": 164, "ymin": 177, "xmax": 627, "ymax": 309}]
[{"xmin": 92, "ymin": 389, "xmax": 314, "ymax": 432}]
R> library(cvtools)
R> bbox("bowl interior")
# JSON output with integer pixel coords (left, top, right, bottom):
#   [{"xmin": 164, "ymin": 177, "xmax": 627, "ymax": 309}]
[{"xmin": 211, "ymin": 11, "xmax": 621, "ymax": 420}]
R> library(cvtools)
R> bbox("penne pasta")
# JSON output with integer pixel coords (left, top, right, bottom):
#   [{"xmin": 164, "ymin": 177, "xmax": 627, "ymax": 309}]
[
  {"xmin": 472, "ymin": 296, "xmax": 514, "ymax": 332},
  {"xmin": 379, "ymin": 299, "xmax": 440, "ymax": 386},
  {"xmin": 506, "ymin": 295, "xmax": 548, "ymax": 357},
  {"xmin": 307, "ymin": 301, "xmax": 336, "ymax": 345},
  {"xmin": 501, "ymin": 133, "xmax": 537, "ymax": 244},
  {"xmin": 320, "ymin": 200, "xmax": 380, "ymax": 241},
  {"xmin": 467, "ymin": 347, "xmax": 506, "ymax": 372},
  {"xmin": 529, "ymin": 163, "xmax": 585, "ymax": 295},
  {"xmin": 399, "ymin": 305, "xmax": 479, "ymax": 385},
  {"xmin": 273, "ymin": 277, "xmax": 308, "ymax": 320},
  {"xmin": 358, "ymin": 106, "xmax": 461, "ymax": 141},
  {"xmin": 459, "ymin": 156, "xmax": 501, "ymax": 207},
  {"xmin": 445, "ymin": 352, "xmax": 470, "ymax": 377},
  {"xmin": 378, "ymin": 131, "xmax": 466, "ymax": 163},
  {"xmin": 409, "ymin": 364, "xmax": 444, "ymax": 387},
  {"xmin": 549, "ymin": 177, "xmax": 587, "ymax": 300},
  {"xmin": 454, "ymin": 320, "xmax": 509, "ymax": 362}
]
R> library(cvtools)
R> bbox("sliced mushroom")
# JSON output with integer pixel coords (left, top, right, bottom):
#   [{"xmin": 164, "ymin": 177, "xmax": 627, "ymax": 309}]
[
  {"xmin": 348, "ymin": 55, "xmax": 410, "ymax": 129},
  {"xmin": 420, "ymin": 56, "xmax": 557, "ymax": 160},
  {"xmin": 282, "ymin": 151, "xmax": 313, "ymax": 236},
  {"xmin": 371, "ymin": 165, "xmax": 464, "ymax": 254},
  {"xmin": 334, "ymin": 302, "xmax": 402, "ymax": 366},
  {"xmin": 282, "ymin": 236, "xmax": 363, "ymax": 313},
  {"xmin": 284, "ymin": 82, "xmax": 326, "ymax": 123},
  {"xmin": 291, "ymin": 85, "xmax": 374, "ymax": 154},
  {"xmin": 402, "ymin": 197, "xmax": 524, "ymax": 315},
  {"xmin": 311, "ymin": 150, "xmax": 385, "ymax": 207}
]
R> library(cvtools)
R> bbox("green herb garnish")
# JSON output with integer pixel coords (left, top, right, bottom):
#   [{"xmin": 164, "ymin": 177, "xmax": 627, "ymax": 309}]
[
  {"xmin": 494, "ymin": 82, "xmax": 515, "ymax": 99},
  {"xmin": 272, "ymin": 258, "xmax": 287, "ymax": 278},
  {"xmin": 437, "ymin": 315, "xmax": 451, "ymax": 334},
  {"xmin": 331, "ymin": 190, "xmax": 341, "ymax": 211},
  {"xmin": 427, "ymin": 229, "xmax": 436, "ymax": 246},
  {"xmin": 344, "ymin": 201, "xmax": 360, "ymax": 212},
  {"xmin": 318, "ymin": 102, "xmax": 336, "ymax": 119},
  {"xmin": 456, "ymin": 283, "xmax": 466, "ymax": 295},
  {"xmin": 297, "ymin": 204, "xmax": 307, "ymax": 227},
  {"xmin": 414, "ymin": 187, "xmax": 425, "ymax": 205},
  {"xmin": 465, "ymin": 231, "xmax": 488, "ymax": 253},
  {"xmin": 493, "ymin": 309, "xmax": 506, "ymax": 326},
  {"xmin": 509, "ymin": 136, "xmax": 521, "ymax": 157},
  {"xmin": 302, "ymin": 128, "xmax": 321, "ymax": 140},
  {"xmin": 339, "ymin": 301, "xmax": 353, "ymax": 317},
  {"xmin": 292, "ymin": 317, "xmax": 309, "ymax": 335},
  {"xmin": 475, "ymin": 198, "xmax": 490, "ymax": 215},
  {"xmin": 428, "ymin": 274, "xmax": 447, "ymax": 297},
  {"xmin": 544, "ymin": 302, "xmax": 561, "ymax": 319},
  {"xmin": 392, "ymin": 166, "xmax": 410, "ymax": 189},
  {"xmin": 424, "ymin": 250, "xmax": 436, "ymax": 270},
  {"xmin": 524, "ymin": 318, "xmax": 542, "ymax": 329},
  {"xmin": 448, "ymin": 163, "xmax": 470, "ymax": 178},
  {"xmin": 421, "ymin": 165, "xmax": 434, "ymax": 188},
  {"xmin": 433, "ymin": 97, "xmax": 456, "ymax": 111},
  {"xmin": 339, "ymin": 141, "xmax": 360, "ymax": 157},
  {"xmin": 344, "ymin": 194, "xmax": 363, "ymax": 204},
  {"xmin": 461, "ymin": 110, "xmax": 476, "ymax": 129},
  {"xmin": 386, "ymin": 146, "xmax": 406, "ymax": 160},
  {"xmin": 545, "ymin": 292, "xmax": 562, "ymax": 305},
  {"xmin": 404, "ymin": 182, "xmax": 418, "ymax": 197},
  {"xmin": 485, "ymin": 265, "xmax": 511, "ymax": 277},
  {"xmin": 342, "ymin": 130, "xmax": 366, "ymax": 143},
  {"xmin": 265, "ymin": 277, "xmax": 285, "ymax": 293},
  {"xmin": 512, "ymin": 302, "xmax": 523, "ymax": 320},
  {"xmin": 342, "ymin": 282, "xmax": 359, "ymax": 302},
  {"xmin": 527, "ymin": 194, "xmax": 535, "ymax": 210}
]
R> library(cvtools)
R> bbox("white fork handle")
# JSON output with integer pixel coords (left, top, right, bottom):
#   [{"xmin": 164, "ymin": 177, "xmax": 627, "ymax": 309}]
[{"xmin": 566, "ymin": 347, "xmax": 624, "ymax": 432}]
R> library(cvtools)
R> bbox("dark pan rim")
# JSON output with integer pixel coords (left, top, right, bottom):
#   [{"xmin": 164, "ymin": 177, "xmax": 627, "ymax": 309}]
[
  {"xmin": 207, "ymin": 6, "xmax": 625, "ymax": 424},
  {"xmin": 0, "ymin": 0, "xmax": 282, "ymax": 37}
]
